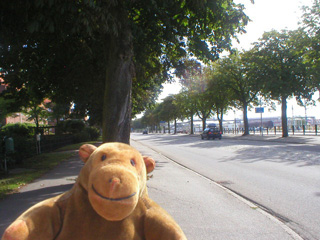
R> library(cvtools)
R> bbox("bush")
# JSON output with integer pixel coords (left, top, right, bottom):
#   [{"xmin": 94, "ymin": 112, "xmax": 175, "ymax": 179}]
[
  {"xmin": 0, "ymin": 122, "xmax": 100, "ymax": 166},
  {"xmin": 0, "ymin": 123, "xmax": 37, "ymax": 165},
  {"xmin": 11, "ymin": 137, "xmax": 36, "ymax": 164},
  {"xmin": 73, "ymin": 126, "xmax": 100, "ymax": 143},
  {"xmin": 56, "ymin": 120, "xmax": 86, "ymax": 135},
  {"xmin": 1, "ymin": 123, "xmax": 36, "ymax": 138},
  {"xmin": 86, "ymin": 126, "xmax": 100, "ymax": 141}
]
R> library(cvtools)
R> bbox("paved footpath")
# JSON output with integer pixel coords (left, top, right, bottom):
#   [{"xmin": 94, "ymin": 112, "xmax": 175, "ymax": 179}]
[{"xmin": 1, "ymin": 135, "xmax": 315, "ymax": 239}]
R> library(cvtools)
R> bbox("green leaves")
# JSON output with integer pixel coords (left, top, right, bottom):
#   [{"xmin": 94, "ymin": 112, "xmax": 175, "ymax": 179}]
[
  {"xmin": 250, "ymin": 29, "xmax": 311, "ymax": 101},
  {"xmin": 0, "ymin": 0, "xmax": 250, "ymax": 140}
]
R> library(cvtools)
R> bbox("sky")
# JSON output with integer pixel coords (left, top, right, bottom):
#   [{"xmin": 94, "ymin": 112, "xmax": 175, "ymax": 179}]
[{"xmin": 158, "ymin": 0, "xmax": 320, "ymax": 120}]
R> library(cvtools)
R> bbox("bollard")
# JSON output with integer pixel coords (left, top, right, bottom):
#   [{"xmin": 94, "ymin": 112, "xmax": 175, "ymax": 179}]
[
  {"xmin": 315, "ymin": 125, "xmax": 318, "ymax": 136},
  {"xmin": 292, "ymin": 125, "xmax": 295, "ymax": 135}
]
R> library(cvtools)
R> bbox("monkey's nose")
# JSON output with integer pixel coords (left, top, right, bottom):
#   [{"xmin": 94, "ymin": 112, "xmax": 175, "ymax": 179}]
[{"xmin": 109, "ymin": 177, "xmax": 121, "ymax": 193}]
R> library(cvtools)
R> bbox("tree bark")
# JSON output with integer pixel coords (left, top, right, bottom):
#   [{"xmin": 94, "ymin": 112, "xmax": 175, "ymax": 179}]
[
  {"xmin": 217, "ymin": 110, "xmax": 224, "ymax": 133},
  {"xmin": 281, "ymin": 96, "xmax": 289, "ymax": 137},
  {"xmin": 202, "ymin": 117, "xmax": 206, "ymax": 131},
  {"xmin": 102, "ymin": 26, "xmax": 134, "ymax": 144},
  {"xmin": 190, "ymin": 114, "xmax": 194, "ymax": 134},
  {"xmin": 242, "ymin": 102, "xmax": 249, "ymax": 136}
]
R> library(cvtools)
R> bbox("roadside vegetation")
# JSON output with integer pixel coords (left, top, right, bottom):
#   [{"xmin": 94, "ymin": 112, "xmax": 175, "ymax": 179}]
[
  {"xmin": 0, "ymin": 140, "xmax": 101, "ymax": 199},
  {"xmin": 134, "ymin": 1, "xmax": 320, "ymax": 138},
  {"xmin": 0, "ymin": 1, "xmax": 319, "ymax": 144}
]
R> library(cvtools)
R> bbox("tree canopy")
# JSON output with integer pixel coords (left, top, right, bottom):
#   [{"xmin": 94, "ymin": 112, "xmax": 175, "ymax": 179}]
[
  {"xmin": 137, "ymin": 1, "xmax": 320, "ymax": 137},
  {"xmin": 249, "ymin": 29, "xmax": 311, "ymax": 137},
  {"xmin": 0, "ymin": 0, "xmax": 250, "ymax": 143}
]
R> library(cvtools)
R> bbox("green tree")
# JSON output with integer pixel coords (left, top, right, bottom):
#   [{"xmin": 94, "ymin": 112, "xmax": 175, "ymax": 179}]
[
  {"xmin": 0, "ymin": 97, "xmax": 14, "ymax": 126},
  {"xmin": 0, "ymin": 0, "xmax": 249, "ymax": 143},
  {"xmin": 249, "ymin": 30, "xmax": 311, "ymax": 137},
  {"xmin": 44, "ymin": 101, "xmax": 71, "ymax": 124},
  {"xmin": 193, "ymin": 83, "xmax": 214, "ymax": 131},
  {"xmin": 205, "ymin": 64, "xmax": 233, "ymax": 132},
  {"xmin": 22, "ymin": 102, "xmax": 49, "ymax": 133},
  {"xmin": 141, "ymin": 107, "xmax": 160, "ymax": 133},
  {"xmin": 300, "ymin": 0, "xmax": 320, "ymax": 99},
  {"xmin": 174, "ymin": 91, "xmax": 197, "ymax": 134},
  {"xmin": 217, "ymin": 53, "xmax": 259, "ymax": 135},
  {"xmin": 157, "ymin": 95, "xmax": 181, "ymax": 134},
  {"xmin": 175, "ymin": 59, "xmax": 203, "ymax": 134}
]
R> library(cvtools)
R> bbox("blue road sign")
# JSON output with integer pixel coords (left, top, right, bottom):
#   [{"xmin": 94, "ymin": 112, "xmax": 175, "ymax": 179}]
[{"xmin": 255, "ymin": 107, "xmax": 264, "ymax": 113}]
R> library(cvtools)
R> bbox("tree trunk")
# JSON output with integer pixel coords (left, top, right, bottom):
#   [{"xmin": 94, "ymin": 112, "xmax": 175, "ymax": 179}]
[
  {"xmin": 217, "ymin": 110, "xmax": 224, "ymax": 133},
  {"xmin": 202, "ymin": 117, "xmax": 206, "ymax": 131},
  {"xmin": 281, "ymin": 96, "xmax": 289, "ymax": 137},
  {"xmin": 102, "ymin": 26, "xmax": 134, "ymax": 144},
  {"xmin": 190, "ymin": 114, "xmax": 194, "ymax": 134},
  {"xmin": 242, "ymin": 102, "xmax": 249, "ymax": 136},
  {"xmin": 174, "ymin": 119, "xmax": 177, "ymax": 134},
  {"xmin": 168, "ymin": 121, "xmax": 170, "ymax": 134}
]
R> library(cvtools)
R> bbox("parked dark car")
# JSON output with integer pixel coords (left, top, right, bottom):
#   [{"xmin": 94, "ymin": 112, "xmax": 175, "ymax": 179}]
[
  {"xmin": 201, "ymin": 127, "xmax": 222, "ymax": 140},
  {"xmin": 142, "ymin": 130, "xmax": 148, "ymax": 134}
]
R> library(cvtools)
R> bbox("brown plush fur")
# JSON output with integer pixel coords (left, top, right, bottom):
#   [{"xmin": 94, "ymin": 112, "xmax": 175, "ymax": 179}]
[{"xmin": 2, "ymin": 142, "xmax": 187, "ymax": 240}]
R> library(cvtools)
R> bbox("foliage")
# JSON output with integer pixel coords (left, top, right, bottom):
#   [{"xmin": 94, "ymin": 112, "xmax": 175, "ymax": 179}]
[
  {"xmin": 56, "ymin": 120, "xmax": 86, "ymax": 135},
  {"xmin": 55, "ymin": 119, "xmax": 100, "ymax": 142},
  {"xmin": 0, "ymin": 123, "xmax": 37, "ymax": 163},
  {"xmin": 205, "ymin": 63, "xmax": 234, "ymax": 132},
  {"xmin": 44, "ymin": 101, "xmax": 72, "ymax": 124},
  {"xmin": 22, "ymin": 102, "xmax": 50, "ymax": 133},
  {"xmin": 73, "ymin": 126, "xmax": 100, "ymax": 142},
  {"xmin": 131, "ymin": 118, "xmax": 146, "ymax": 130},
  {"xmin": 301, "ymin": 0, "xmax": 320, "ymax": 93},
  {"xmin": 212, "ymin": 53, "xmax": 259, "ymax": 135},
  {"xmin": 249, "ymin": 29, "xmax": 312, "ymax": 137},
  {"xmin": 0, "ymin": 97, "xmax": 15, "ymax": 124},
  {"xmin": 85, "ymin": 126, "xmax": 101, "ymax": 141},
  {"xmin": 0, "ymin": 0, "xmax": 250, "ymax": 143},
  {"xmin": 175, "ymin": 91, "xmax": 196, "ymax": 118},
  {"xmin": 0, "ymin": 121, "xmax": 99, "ymax": 165},
  {"xmin": 0, "ymin": 123, "xmax": 36, "ymax": 138}
]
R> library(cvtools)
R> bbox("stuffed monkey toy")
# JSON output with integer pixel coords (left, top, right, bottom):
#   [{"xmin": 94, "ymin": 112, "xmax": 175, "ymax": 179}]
[{"xmin": 2, "ymin": 142, "xmax": 187, "ymax": 240}]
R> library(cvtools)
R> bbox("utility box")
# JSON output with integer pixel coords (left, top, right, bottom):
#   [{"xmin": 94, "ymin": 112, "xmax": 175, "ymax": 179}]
[{"xmin": 5, "ymin": 137, "xmax": 14, "ymax": 154}]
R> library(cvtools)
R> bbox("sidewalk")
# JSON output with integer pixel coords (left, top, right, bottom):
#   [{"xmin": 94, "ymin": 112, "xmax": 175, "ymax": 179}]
[
  {"xmin": 0, "ymin": 153, "xmax": 84, "ymax": 235},
  {"xmin": 0, "ymin": 140, "xmax": 305, "ymax": 240}
]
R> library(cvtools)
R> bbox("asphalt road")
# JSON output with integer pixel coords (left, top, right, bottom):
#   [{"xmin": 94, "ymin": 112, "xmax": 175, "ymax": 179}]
[{"xmin": 131, "ymin": 133, "xmax": 320, "ymax": 240}]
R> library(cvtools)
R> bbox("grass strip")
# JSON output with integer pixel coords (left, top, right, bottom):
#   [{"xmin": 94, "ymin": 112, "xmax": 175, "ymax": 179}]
[
  {"xmin": 0, "ymin": 140, "xmax": 101, "ymax": 199},
  {"xmin": 0, "ymin": 151, "xmax": 74, "ymax": 199}
]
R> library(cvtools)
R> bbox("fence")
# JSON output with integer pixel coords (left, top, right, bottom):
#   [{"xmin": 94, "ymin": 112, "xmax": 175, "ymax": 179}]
[
  {"xmin": 37, "ymin": 134, "xmax": 75, "ymax": 153},
  {"xmin": 223, "ymin": 125, "xmax": 319, "ymax": 136}
]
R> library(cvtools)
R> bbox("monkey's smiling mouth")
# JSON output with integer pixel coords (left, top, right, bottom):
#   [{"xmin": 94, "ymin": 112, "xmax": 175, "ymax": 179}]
[{"xmin": 92, "ymin": 185, "xmax": 136, "ymax": 202}]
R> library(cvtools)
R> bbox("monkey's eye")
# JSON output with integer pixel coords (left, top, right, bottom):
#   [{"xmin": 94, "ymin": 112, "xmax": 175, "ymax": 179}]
[
  {"xmin": 130, "ymin": 159, "xmax": 136, "ymax": 166},
  {"xmin": 101, "ymin": 154, "xmax": 107, "ymax": 161}
]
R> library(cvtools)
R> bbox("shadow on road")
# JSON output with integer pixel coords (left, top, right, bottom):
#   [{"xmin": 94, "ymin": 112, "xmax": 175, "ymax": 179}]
[{"xmin": 133, "ymin": 134, "xmax": 320, "ymax": 167}]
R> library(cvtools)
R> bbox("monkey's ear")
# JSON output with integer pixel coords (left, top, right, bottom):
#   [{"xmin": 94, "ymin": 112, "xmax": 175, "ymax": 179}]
[
  {"xmin": 143, "ymin": 156, "xmax": 155, "ymax": 174},
  {"xmin": 79, "ymin": 144, "xmax": 97, "ymax": 163}
]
